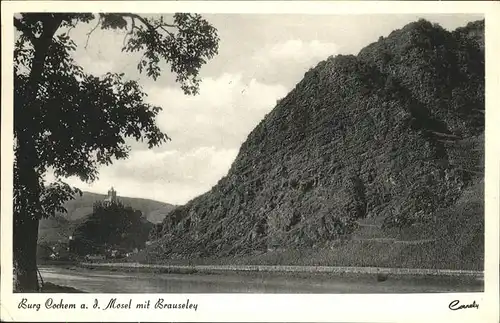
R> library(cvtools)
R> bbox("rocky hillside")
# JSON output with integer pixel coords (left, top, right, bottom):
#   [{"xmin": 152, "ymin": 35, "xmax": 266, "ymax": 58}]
[{"xmin": 144, "ymin": 19, "xmax": 484, "ymax": 268}]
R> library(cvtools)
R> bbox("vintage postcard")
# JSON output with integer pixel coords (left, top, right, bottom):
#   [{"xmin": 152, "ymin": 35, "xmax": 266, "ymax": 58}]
[{"xmin": 1, "ymin": 1, "xmax": 499, "ymax": 322}]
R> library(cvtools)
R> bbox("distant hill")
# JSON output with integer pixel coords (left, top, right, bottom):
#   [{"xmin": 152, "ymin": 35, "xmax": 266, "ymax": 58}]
[
  {"xmin": 38, "ymin": 191, "xmax": 176, "ymax": 244},
  {"xmin": 54, "ymin": 191, "xmax": 176, "ymax": 222},
  {"xmin": 140, "ymin": 19, "xmax": 484, "ymax": 270}
]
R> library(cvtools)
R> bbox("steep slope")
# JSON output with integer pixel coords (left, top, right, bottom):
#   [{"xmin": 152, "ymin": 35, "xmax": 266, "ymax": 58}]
[
  {"xmin": 357, "ymin": 19, "xmax": 484, "ymax": 137},
  {"xmin": 38, "ymin": 191, "xmax": 176, "ymax": 244},
  {"xmin": 145, "ymin": 19, "xmax": 484, "ymax": 268}
]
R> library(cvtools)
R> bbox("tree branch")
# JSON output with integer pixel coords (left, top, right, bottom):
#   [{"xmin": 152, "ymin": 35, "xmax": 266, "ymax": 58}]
[
  {"xmin": 117, "ymin": 13, "xmax": 211, "ymax": 43},
  {"xmin": 119, "ymin": 13, "xmax": 175, "ymax": 37},
  {"xmin": 66, "ymin": 25, "xmax": 76, "ymax": 37},
  {"xmin": 157, "ymin": 25, "xmax": 175, "ymax": 38},
  {"xmin": 14, "ymin": 17, "xmax": 37, "ymax": 45},
  {"xmin": 38, "ymin": 14, "xmax": 64, "ymax": 46},
  {"xmin": 119, "ymin": 13, "xmax": 159, "ymax": 31},
  {"xmin": 122, "ymin": 16, "xmax": 136, "ymax": 48},
  {"xmin": 85, "ymin": 17, "xmax": 101, "ymax": 49}
]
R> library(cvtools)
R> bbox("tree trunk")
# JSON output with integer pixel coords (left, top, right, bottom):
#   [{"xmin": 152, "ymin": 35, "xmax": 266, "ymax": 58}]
[
  {"xmin": 13, "ymin": 15, "xmax": 63, "ymax": 292},
  {"xmin": 13, "ymin": 43, "xmax": 47, "ymax": 293},
  {"xmin": 14, "ymin": 128, "xmax": 43, "ymax": 292},
  {"xmin": 13, "ymin": 217, "xmax": 40, "ymax": 292}
]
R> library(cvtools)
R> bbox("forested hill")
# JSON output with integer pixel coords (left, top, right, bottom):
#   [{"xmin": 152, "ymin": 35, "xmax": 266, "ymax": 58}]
[
  {"xmin": 56, "ymin": 191, "xmax": 176, "ymax": 223},
  {"xmin": 38, "ymin": 191, "xmax": 176, "ymax": 244},
  {"xmin": 142, "ymin": 19, "xmax": 484, "ymax": 270}
]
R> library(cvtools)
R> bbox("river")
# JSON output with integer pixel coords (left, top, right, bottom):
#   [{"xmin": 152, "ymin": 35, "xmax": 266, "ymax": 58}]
[{"xmin": 38, "ymin": 265, "xmax": 483, "ymax": 293}]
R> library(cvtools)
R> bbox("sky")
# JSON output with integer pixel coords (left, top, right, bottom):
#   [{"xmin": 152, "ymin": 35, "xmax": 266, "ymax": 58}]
[{"xmin": 46, "ymin": 13, "xmax": 483, "ymax": 205}]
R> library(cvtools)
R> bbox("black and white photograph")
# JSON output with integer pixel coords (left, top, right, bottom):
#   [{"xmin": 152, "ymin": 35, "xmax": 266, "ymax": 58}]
[{"xmin": 1, "ymin": 1, "xmax": 499, "ymax": 322}]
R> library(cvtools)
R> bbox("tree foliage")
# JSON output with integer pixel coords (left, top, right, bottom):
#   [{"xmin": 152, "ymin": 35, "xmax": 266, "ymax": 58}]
[
  {"xmin": 14, "ymin": 12, "xmax": 219, "ymax": 219},
  {"xmin": 71, "ymin": 200, "xmax": 152, "ymax": 256},
  {"xmin": 13, "ymin": 12, "xmax": 219, "ymax": 291}
]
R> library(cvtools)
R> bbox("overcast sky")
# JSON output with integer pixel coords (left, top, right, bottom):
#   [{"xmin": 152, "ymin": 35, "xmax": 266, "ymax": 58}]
[{"xmin": 46, "ymin": 14, "xmax": 483, "ymax": 205}]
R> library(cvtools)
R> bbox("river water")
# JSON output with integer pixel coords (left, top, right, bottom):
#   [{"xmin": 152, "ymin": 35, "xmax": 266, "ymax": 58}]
[{"xmin": 38, "ymin": 266, "xmax": 483, "ymax": 293}]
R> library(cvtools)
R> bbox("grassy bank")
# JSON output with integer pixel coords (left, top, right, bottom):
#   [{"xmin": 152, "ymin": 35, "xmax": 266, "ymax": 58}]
[{"xmin": 39, "ymin": 282, "xmax": 85, "ymax": 293}]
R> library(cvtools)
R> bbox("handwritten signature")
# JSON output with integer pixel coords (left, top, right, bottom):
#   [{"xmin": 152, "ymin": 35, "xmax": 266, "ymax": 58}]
[{"xmin": 448, "ymin": 300, "xmax": 479, "ymax": 310}]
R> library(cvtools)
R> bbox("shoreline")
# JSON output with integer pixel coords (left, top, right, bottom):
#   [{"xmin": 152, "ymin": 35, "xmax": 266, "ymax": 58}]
[{"xmin": 74, "ymin": 262, "xmax": 484, "ymax": 280}]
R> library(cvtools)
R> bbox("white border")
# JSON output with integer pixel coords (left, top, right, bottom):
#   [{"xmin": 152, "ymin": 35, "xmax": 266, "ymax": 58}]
[{"xmin": 1, "ymin": 1, "xmax": 499, "ymax": 322}]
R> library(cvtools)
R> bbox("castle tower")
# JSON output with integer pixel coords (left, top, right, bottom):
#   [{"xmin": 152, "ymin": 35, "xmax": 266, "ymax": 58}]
[{"xmin": 104, "ymin": 186, "xmax": 117, "ymax": 204}]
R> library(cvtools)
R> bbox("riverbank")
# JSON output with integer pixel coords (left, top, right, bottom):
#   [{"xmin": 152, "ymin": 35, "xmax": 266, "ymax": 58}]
[{"xmin": 78, "ymin": 262, "xmax": 484, "ymax": 283}]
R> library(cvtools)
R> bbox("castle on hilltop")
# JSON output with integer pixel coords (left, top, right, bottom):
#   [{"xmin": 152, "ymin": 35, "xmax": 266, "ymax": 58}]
[{"xmin": 103, "ymin": 187, "xmax": 118, "ymax": 205}]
